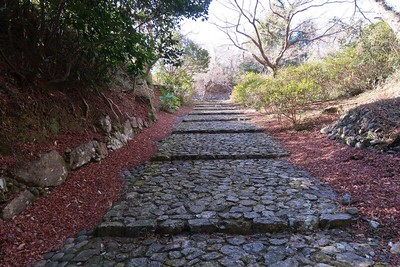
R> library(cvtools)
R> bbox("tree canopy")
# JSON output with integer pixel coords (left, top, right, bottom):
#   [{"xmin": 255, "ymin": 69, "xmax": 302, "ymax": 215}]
[{"xmin": 0, "ymin": 0, "xmax": 211, "ymax": 84}]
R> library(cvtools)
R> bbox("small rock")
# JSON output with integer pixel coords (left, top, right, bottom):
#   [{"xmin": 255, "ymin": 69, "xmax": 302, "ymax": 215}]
[
  {"xmin": 345, "ymin": 137, "xmax": 357, "ymax": 147},
  {"xmin": 51, "ymin": 252, "xmax": 65, "ymax": 261},
  {"xmin": 345, "ymin": 207, "xmax": 359, "ymax": 215},
  {"xmin": 390, "ymin": 241, "xmax": 400, "ymax": 254},
  {"xmin": 253, "ymin": 217, "xmax": 287, "ymax": 233},
  {"xmin": 323, "ymin": 106, "xmax": 340, "ymax": 114},
  {"xmin": 304, "ymin": 193, "xmax": 318, "ymax": 201},
  {"xmin": 355, "ymin": 142, "xmax": 365, "ymax": 149},
  {"xmin": 341, "ymin": 193, "xmax": 351, "ymax": 205},
  {"xmin": 369, "ymin": 220, "xmax": 380, "ymax": 229},
  {"xmin": 335, "ymin": 252, "xmax": 373, "ymax": 266},
  {"xmin": 72, "ymin": 249, "xmax": 99, "ymax": 262},
  {"xmin": 0, "ymin": 177, "xmax": 7, "ymax": 191},
  {"xmin": 127, "ymin": 258, "xmax": 149, "ymax": 267},
  {"xmin": 243, "ymin": 242, "xmax": 265, "ymax": 254},
  {"xmin": 137, "ymin": 118, "xmax": 144, "ymax": 129},
  {"xmin": 320, "ymin": 126, "xmax": 331, "ymax": 134},
  {"xmin": 227, "ymin": 236, "xmax": 246, "ymax": 246},
  {"xmin": 370, "ymin": 140, "xmax": 384, "ymax": 146},
  {"xmin": 158, "ymin": 220, "xmax": 185, "ymax": 234}
]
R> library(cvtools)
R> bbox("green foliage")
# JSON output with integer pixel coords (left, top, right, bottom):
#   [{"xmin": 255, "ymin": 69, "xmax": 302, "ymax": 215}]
[
  {"xmin": 159, "ymin": 67, "xmax": 195, "ymax": 104},
  {"xmin": 266, "ymin": 66, "xmax": 322, "ymax": 124},
  {"xmin": 159, "ymin": 89, "xmax": 181, "ymax": 112},
  {"xmin": 0, "ymin": 0, "xmax": 211, "ymax": 84},
  {"xmin": 181, "ymin": 37, "xmax": 210, "ymax": 74},
  {"xmin": 233, "ymin": 66, "xmax": 321, "ymax": 125},
  {"xmin": 322, "ymin": 22, "xmax": 399, "ymax": 97},
  {"xmin": 233, "ymin": 21, "xmax": 400, "ymax": 126},
  {"xmin": 231, "ymin": 72, "xmax": 266, "ymax": 108},
  {"xmin": 154, "ymin": 35, "xmax": 209, "ymax": 104}
]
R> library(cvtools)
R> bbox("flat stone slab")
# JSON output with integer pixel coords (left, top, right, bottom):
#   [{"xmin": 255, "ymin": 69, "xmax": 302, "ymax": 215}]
[
  {"xmin": 183, "ymin": 114, "xmax": 250, "ymax": 122},
  {"xmin": 96, "ymin": 159, "xmax": 344, "ymax": 237},
  {"xmin": 38, "ymin": 230, "xmax": 377, "ymax": 267},
  {"xmin": 173, "ymin": 121, "xmax": 263, "ymax": 134},
  {"xmin": 154, "ymin": 133, "xmax": 288, "ymax": 160},
  {"xmin": 190, "ymin": 110, "xmax": 243, "ymax": 115},
  {"xmin": 194, "ymin": 101, "xmax": 231, "ymax": 105},
  {"xmin": 193, "ymin": 106, "xmax": 239, "ymax": 110}
]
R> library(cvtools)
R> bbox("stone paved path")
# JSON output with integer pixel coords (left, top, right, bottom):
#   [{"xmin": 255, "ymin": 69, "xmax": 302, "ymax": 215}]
[{"xmin": 36, "ymin": 101, "xmax": 380, "ymax": 267}]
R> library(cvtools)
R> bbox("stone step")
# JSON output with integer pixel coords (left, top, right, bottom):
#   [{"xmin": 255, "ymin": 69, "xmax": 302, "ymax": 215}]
[
  {"xmin": 95, "ymin": 159, "xmax": 354, "ymax": 238},
  {"xmin": 183, "ymin": 115, "xmax": 250, "ymax": 122},
  {"xmin": 194, "ymin": 101, "xmax": 231, "ymax": 105},
  {"xmin": 194, "ymin": 104, "xmax": 238, "ymax": 107},
  {"xmin": 193, "ymin": 106, "xmax": 239, "ymax": 110},
  {"xmin": 189, "ymin": 110, "xmax": 243, "ymax": 115},
  {"xmin": 42, "ymin": 230, "xmax": 376, "ymax": 267},
  {"xmin": 153, "ymin": 133, "xmax": 288, "ymax": 161},
  {"xmin": 172, "ymin": 121, "xmax": 263, "ymax": 134}
]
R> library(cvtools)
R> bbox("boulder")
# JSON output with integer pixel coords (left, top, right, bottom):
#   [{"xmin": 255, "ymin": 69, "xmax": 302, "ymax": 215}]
[
  {"xmin": 107, "ymin": 132, "xmax": 127, "ymax": 150},
  {"xmin": 137, "ymin": 118, "xmax": 144, "ymax": 130},
  {"xmin": 94, "ymin": 141, "xmax": 108, "ymax": 161},
  {"xmin": 123, "ymin": 120, "xmax": 134, "ymax": 140},
  {"xmin": 134, "ymin": 77, "xmax": 153, "ymax": 102},
  {"xmin": 2, "ymin": 190, "xmax": 35, "ymax": 220},
  {"xmin": 66, "ymin": 141, "xmax": 97, "ymax": 170},
  {"xmin": 14, "ymin": 150, "xmax": 68, "ymax": 187},
  {"xmin": 130, "ymin": 117, "xmax": 138, "ymax": 129},
  {"xmin": 109, "ymin": 67, "xmax": 134, "ymax": 92},
  {"xmin": 100, "ymin": 116, "xmax": 112, "ymax": 134}
]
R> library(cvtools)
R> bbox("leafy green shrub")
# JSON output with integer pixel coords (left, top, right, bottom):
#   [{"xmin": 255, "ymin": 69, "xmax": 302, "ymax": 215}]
[
  {"xmin": 264, "ymin": 66, "xmax": 322, "ymax": 124},
  {"xmin": 156, "ymin": 67, "xmax": 195, "ymax": 105},
  {"xmin": 322, "ymin": 22, "xmax": 399, "ymax": 97},
  {"xmin": 231, "ymin": 72, "xmax": 266, "ymax": 108},
  {"xmin": 159, "ymin": 89, "xmax": 181, "ymax": 112},
  {"xmin": 233, "ymin": 65, "xmax": 323, "ymax": 125},
  {"xmin": 232, "ymin": 22, "xmax": 400, "ymax": 125}
]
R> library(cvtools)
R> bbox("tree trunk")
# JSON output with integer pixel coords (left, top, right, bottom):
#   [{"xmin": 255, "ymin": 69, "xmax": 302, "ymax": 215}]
[{"xmin": 371, "ymin": 0, "xmax": 400, "ymax": 38}]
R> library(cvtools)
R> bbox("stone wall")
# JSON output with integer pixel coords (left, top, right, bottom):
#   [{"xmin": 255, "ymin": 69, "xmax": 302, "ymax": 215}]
[{"xmin": 0, "ymin": 115, "xmax": 153, "ymax": 220}]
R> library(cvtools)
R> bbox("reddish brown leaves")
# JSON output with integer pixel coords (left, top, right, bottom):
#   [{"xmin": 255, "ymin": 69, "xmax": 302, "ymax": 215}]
[
  {"xmin": 250, "ymin": 111, "xmax": 400, "ymax": 265},
  {"xmin": 0, "ymin": 106, "xmax": 192, "ymax": 267}
]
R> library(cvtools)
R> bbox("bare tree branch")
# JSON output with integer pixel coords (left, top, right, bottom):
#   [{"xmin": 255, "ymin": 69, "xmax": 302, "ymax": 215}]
[{"xmin": 214, "ymin": 0, "xmax": 362, "ymax": 76}]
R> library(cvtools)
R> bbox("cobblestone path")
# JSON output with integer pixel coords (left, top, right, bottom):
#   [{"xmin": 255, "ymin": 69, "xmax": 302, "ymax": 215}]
[{"xmin": 36, "ymin": 102, "xmax": 380, "ymax": 267}]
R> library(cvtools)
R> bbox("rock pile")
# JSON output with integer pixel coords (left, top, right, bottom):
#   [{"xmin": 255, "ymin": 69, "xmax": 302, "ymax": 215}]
[{"xmin": 321, "ymin": 106, "xmax": 400, "ymax": 153}]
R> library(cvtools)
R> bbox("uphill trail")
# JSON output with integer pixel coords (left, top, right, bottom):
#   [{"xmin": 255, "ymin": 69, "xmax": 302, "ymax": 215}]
[{"xmin": 36, "ymin": 101, "xmax": 378, "ymax": 267}]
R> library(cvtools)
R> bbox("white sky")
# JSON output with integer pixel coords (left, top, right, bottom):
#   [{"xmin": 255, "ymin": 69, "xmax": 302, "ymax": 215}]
[{"xmin": 181, "ymin": 0, "xmax": 400, "ymax": 52}]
